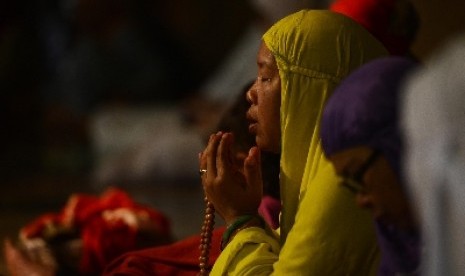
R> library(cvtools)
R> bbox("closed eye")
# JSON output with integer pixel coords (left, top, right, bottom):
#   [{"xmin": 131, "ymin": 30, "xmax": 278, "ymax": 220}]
[{"xmin": 257, "ymin": 76, "xmax": 272, "ymax": 83}]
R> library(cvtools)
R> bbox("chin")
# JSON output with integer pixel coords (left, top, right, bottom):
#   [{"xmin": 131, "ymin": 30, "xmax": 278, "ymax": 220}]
[
  {"xmin": 256, "ymin": 137, "xmax": 269, "ymax": 151},
  {"xmin": 258, "ymin": 142, "xmax": 279, "ymax": 153},
  {"xmin": 256, "ymin": 136, "xmax": 280, "ymax": 153}
]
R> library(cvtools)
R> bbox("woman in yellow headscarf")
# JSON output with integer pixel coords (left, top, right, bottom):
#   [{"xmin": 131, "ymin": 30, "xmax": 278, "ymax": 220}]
[{"xmin": 201, "ymin": 10, "xmax": 388, "ymax": 275}]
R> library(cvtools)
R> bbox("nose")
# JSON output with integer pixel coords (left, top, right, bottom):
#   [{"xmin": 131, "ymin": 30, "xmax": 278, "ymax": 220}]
[
  {"xmin": 246, "ymin": 81, "xmax": 258, "ymax": 104},
  {"xmin": 355, "ymin": 192, "xmax": 373, "ymax": 210}
]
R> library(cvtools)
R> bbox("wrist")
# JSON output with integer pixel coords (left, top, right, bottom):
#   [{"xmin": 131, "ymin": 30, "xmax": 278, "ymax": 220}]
[{"xmin": 221, "ymin": 214, "xmax": 264, "ymax": 250}]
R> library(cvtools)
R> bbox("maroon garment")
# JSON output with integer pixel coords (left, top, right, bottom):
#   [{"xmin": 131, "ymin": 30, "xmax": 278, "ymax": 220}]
[{"xmin": 103, "ymin": 227, "xmax": 225, "ymax": 276}]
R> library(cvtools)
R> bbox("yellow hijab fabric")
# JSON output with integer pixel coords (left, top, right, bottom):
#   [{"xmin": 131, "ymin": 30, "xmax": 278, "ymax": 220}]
[
  {"xmin": 211, "ymin": 10, "xmax": 387, "ymax": 275},
  {"xmin": 263, "ymin": 9, "xmax": 387, "ymax": 243}
]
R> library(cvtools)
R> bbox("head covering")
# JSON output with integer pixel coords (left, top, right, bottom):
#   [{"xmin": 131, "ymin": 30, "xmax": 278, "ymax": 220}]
[
  {"xmin": 321, "ymin": 56, "xmax": 420, "ymax": 275},
  {"xmin": 330, "ymin": 0, "xmax": 418, "ymax": 55},
  {"xmin": 262, "ymin": 9, "xmax": 387, "ymax": 241},
  {"xmin": 321, "ymin": 56, "xmax": 418, "ymax": 179}
]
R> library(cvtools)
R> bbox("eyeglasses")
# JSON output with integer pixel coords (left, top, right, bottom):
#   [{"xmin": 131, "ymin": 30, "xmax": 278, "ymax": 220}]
[{"xmin": 340, "ymin": 150, "xmax": 380, "ymax": 194}]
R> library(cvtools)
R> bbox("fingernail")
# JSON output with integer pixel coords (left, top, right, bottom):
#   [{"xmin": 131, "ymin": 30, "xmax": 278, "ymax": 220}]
[{"xmin": 250, "ymin": 146, "xmax": 260, "ymax": 157}]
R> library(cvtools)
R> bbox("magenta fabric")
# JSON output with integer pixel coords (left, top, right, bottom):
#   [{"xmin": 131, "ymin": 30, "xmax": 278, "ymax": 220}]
[{"xmin": 258, "ymin": 195, "xmax": 281, "ymax": 229}]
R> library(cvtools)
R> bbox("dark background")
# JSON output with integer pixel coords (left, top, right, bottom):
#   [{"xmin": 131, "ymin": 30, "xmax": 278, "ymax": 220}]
[{"xmin": 0, "ymin": 0, "xmax": 256, "ymax": 272}]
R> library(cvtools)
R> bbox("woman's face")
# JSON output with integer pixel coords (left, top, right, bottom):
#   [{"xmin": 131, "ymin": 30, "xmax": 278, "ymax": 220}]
[
  {"xmin": 328, "ymin": 146, "xmax": 416, "ymax": 231},
  {"xmin": 246, "ymin": 42, "xmax": 281, "ymax": 153}
]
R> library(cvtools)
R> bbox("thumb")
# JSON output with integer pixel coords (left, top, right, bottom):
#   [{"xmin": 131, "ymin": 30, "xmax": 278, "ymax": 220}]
[{"xmin": 244, "ymin": 147, "xmax": 263, "ymax": 194}]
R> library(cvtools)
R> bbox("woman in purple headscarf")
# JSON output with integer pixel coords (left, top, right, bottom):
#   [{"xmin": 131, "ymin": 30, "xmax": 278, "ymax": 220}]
[{"xmin": 320, "ymin": 56, "xmax": 421, "ymax": 275}]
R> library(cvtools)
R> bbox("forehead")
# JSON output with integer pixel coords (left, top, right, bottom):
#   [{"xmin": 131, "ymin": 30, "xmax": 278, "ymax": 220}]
[
  {"xmin": 328, "ymin": 147, "xmax": 373, "ymax": 168},
  {"xmin": 257, "ymin": 42, "xmax": 277, "ymax": 69}
]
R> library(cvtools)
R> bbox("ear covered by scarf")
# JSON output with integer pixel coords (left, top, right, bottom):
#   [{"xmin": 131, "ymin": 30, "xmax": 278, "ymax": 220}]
[{"xmin": 321, "ymin": 56, "xmax": 418, "ymax": 180}]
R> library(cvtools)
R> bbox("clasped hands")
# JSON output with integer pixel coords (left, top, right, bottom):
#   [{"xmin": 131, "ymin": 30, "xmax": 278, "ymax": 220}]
[{"xmin": 199, "ymin": 132, "xmax": 263, "ymax": 226}]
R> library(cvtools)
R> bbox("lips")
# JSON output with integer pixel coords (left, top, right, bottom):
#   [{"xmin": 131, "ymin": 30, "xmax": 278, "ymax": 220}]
[
  {"xmin": 246, "ymin": 109, "xmax": 258, "ymax": 135},
  {"xmin": 248, "ymin": 122, "xmax": 257, "ymax": 134}
]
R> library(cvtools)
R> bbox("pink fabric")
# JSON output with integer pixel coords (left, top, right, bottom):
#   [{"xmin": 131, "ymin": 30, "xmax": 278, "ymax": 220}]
[{"xmin": 258, "ymin": 195, "xmax": 281, "ymax": 229}]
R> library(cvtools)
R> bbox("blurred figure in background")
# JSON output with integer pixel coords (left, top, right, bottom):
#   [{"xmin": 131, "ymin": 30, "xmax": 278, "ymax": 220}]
[
  {"xmin": 402, "ymin": 1, "xmax": 465, "ymax": 275},
  {"xmin": 403, "ymin": 38, "xmax": 465, "ymax": 276}
]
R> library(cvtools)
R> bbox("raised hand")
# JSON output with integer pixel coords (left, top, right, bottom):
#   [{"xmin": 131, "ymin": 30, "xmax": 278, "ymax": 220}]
[{"xmin": 200, "ymin": 132, "xmax": 263, "ymax": 225}]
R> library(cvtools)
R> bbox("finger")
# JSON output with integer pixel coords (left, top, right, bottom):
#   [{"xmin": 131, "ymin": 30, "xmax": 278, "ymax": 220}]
[
  {"xmin": 199, "ymin": 152, "xmax": 207, "ymax": 176},
  {"xmin": 217, "ymin": 133, "xmax": 234, "ymax": 177},
  {"xmin": 227, "ymin": 133, "xmax": 236, "ymax": 165},
  {"xmin": 234, "ymin": 152, "xmax": 248, "ymax": 173},
  {"xmin": 244, "ymin": 146, "xmax": 263, "ymax": 196},
  {"xmin": 205, "ymin": 132, "xmax": 222, "ymax": 179}
]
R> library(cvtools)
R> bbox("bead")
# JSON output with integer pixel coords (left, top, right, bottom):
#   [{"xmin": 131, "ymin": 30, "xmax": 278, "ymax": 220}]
[{"xmin": 198, "ymin": 197, "xmax": 215, "ymax": 275}]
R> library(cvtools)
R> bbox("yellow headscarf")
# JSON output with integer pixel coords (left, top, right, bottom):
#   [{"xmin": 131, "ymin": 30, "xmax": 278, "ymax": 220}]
[
  {"xmin": 211, "ymin": 10, "xmax": 388, "ymax": 275},
  {"xmin": 263, "ymin": 9, "xmax": 387, "ymax": 242}
]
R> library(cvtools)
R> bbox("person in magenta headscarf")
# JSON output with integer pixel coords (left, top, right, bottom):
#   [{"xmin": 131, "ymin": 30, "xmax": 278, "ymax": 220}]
[{"xmin": 321, "ymin": 56, "xmax": 421, "ymax": 275}]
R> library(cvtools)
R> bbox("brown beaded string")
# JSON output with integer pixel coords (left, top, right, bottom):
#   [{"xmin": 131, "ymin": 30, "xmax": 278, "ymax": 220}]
[{"xmin": 199, "ymin": 196, "xmax": 215, "ymax": 275}]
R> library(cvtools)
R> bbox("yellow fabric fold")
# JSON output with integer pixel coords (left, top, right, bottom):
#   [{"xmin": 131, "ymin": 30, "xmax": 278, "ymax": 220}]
[{"xmin": 211, "ymin": 10, "xmax": 387, "ymax": 275}]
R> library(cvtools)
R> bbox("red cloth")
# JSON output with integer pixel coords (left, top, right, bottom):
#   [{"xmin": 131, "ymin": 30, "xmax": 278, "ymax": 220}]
[
  {"xmin": 330, "ymin": 0, "xmax": 414, "ymax": 55},
  {"xmin": 103, "ymin": 226, "xmax": 225, "ymax": 276},
  {"xmin": 20, "ymin": 188, "xmax": 172, "ymax": 276}
]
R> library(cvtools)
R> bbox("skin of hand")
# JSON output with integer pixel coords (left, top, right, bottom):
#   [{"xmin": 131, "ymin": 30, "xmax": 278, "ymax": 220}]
[
  {"xmin": 4, "ymin": 238, "xmax": 56, "ymax": 276},
  {"xmin": 200, "ymin": 132, "xmax": 263, "ymax": 225}
]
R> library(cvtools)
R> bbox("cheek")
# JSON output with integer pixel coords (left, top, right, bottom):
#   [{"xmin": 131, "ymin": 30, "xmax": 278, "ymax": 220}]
[
  {"xmin": 256, "ymin": 94, "xmax": 281, "ymax": 151},
  {"xmin": 367, "ymin": 172, "xmax": 404, "ymax": 213}
]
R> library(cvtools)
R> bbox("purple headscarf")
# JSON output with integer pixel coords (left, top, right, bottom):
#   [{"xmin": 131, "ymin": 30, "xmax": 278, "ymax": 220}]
[
  {"xmin": 321, "ymin": 56, "xmax": 417, "ymax": 180},
  {"xmin": 320, "ymin": 56, "xmax": 420, "ymax": 275}
]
